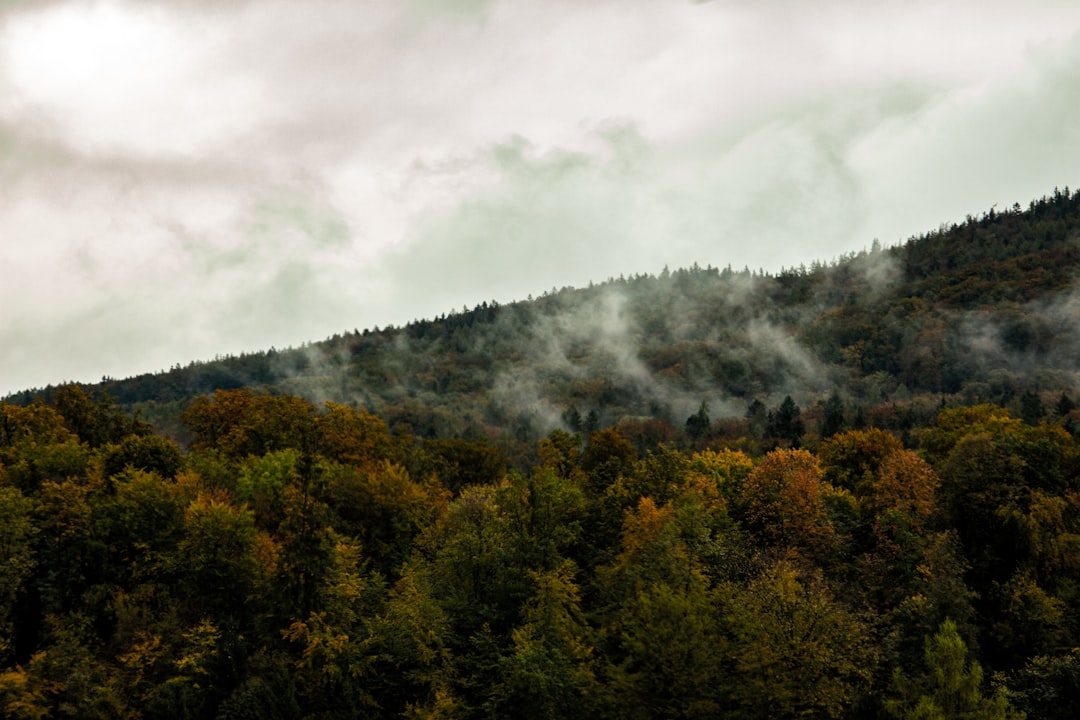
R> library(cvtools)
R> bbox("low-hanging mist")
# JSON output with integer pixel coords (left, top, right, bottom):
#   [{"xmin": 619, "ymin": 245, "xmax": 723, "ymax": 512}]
[{"xmin": 9, "ymin": 188, "xmax": 1079, "ymax": 449}]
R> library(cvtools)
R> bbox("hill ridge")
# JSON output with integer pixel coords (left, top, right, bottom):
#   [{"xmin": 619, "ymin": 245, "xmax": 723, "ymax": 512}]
[{"xmin": 6, "ymin": 187, "xmax": 1079, "ymax": 445}]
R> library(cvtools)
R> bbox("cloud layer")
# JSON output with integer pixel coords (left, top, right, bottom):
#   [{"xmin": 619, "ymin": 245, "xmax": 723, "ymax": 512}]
[{"xmin": 2, "ymin": 0, "xmax": 1079, "ymax": 395}]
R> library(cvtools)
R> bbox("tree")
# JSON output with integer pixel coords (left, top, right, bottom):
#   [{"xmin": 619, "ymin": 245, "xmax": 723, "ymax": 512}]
[
  {"xmin": 182, "ymin": 390, "xmax": 317, "ymax": 460},
  {"xmin": 580, "ymin": 428, "xmax": 636, "ymax": 495},
  {"xmin": 1009, "ymin": 650, "xmax": 1080, "ymax": 720},
  {"xmin": 886, "ymin": 619, "xmax": 1022, "ymax": 719},
  {"xmin": 103, "ymin": 434, "xmax": 183, "ymax": 479},
  {"xmin": 687, "ymin": 448, "xmax": 754, "ymax": 505},
  {"xmin": 0, "ymin": 486, "xmax": 36, "ymax": 662},
  {"xmin": 820, "ymin": 391, "xmax": 846, "ymax": 439},
  {"xmin": 537, "ymin": 430, "xmax": 583, "ymax": 481},
  {"xmin": 50, "ymin": 384, "xmax": 149, "ymax": 448},
  {"xmin": 324, "ymin": 460, "xmax": 447, "ymax": 578},
  {"xmin": 721, "ymin": 561, "xmax": 877, "ymax": 719},
  {"xmin": 685, "ymin": 401, "xmax": 710, "ymax": 441},
  {"xmin": 818, "ymin": 429, "xmax": 904, "ymax": 497},
  {"xmin": 736, "ymin": 449, "xmax": 838, "ymax": 559},
  {"xmin": 491, "ymin": 562, "xmax": 598, "ymax": 720},
  {"xmin": 768, "ymin": 396, "xmax": 805, "ymax": 447},
  {"xmin": 860, "ymin": 450, "xmax": 942, "ymax": 606},
  {"xmin": 425, "ymin": 485, "xmax": 520, "ymax": 637},
  {"xmin": 1020, "ymin": 391, "xmax": 1043, "ymax": 427},
  {"xmin": 595, "ymin": 498, "xmax": 724, "ymax": 719},
  {"xmin": 418, "ymin": 438, "xmax": 505, "ymax": 495},
  {"xmin": 562, "ymin": 406, "xmax": 583, "ymax": 434},
  {"xmin": 96, "ymin": 469, "xmax": 185, "ymax": 588},
  {"xmin": 33, "ymin": 479, "xmax": 105, "ymax": 617},
  {"xmin": 177, "ymin": 493, "xmax": 263, "ymax": 620},
  {"xmin": 584, "ymin": 410, "xmax": 600, "ymax": 437},
  {"xmin": 316, "ymin": 402, "xmax": 395, "ymax": 468},
  {"xmin": 745, "ymin": 399, "xmax": 767, "ymax": 440},
  {"xmin": 281, "ymin": 536, "xmax": 383, "ymax": 716}
]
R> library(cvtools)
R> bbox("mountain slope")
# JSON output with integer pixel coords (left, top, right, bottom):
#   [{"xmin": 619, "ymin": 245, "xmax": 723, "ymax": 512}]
[{"xmin": 7, "ymin": 187, "xmax": 1080, "ymax": 445}]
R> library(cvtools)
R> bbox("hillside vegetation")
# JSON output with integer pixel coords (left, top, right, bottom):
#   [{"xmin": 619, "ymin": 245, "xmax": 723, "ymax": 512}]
[
  {"xmin": 10, "ymin": 189, "xmax": 1080, "ymax": 453},
  {"xmin": 2, "ymin": 187, "xmax": 1080, "ymax": 718}
]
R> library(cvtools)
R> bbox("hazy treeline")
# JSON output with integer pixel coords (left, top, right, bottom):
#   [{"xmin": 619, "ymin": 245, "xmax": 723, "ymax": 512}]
[
  {"xmin": 3, "ymin": 385, "xmax": 1080, "ymax": 718},
  {"xmin": 6, "ymin": 189, "xmax": 1079, "ymax": 452}
]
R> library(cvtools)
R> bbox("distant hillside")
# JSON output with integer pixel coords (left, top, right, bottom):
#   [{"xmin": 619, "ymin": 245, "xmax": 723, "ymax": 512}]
[{"xmin": 7, "ymin": 187, "xmax": 1080, "ymax": 446}]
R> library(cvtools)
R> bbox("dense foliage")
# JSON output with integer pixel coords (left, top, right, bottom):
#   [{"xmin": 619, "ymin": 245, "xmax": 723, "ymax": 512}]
[{"xmin": 2, "ymin": 384, "xmax": 1080, "ymax": 718}]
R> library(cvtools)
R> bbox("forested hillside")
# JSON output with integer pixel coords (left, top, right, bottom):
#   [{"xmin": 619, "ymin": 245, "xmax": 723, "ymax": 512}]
[
  {"xmin": 8, "ymin": 189, "xmax": 1079, "ymax": 456},
  {"xmin": 2, "ymin": 187, "xmax": 1080, "ymax": 718}
]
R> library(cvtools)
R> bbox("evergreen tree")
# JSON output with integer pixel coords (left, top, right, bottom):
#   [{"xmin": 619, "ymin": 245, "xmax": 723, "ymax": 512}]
[
  {"xmin": 768, "ymin": 396, "xmax": 805, "ymax": 448},
  {"xmin": 1020, "ymin": 391, "xmax": 1043, "ymax": 426},
  {"xmin": 820, "ymin": 391, "xmax": 845, "ymax": 439},
  {"xmin": 685, "ymin": 400, "xmax": 711, "ymax": 440},
  {"xmin": 746, "ymin": 399, "xmax": 767, "ymax": 440},
  {"xmin": 563, "ymin": 405, "xmax": 583, "ymax": 434},
  {"xmin": 584, "ymin": 409, "xmax": 600, "ymax": 436}
]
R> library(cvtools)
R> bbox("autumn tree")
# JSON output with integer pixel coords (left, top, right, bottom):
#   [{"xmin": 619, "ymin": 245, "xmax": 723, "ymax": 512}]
[
  {"xmin": 182, "ymin": 389, "xmax": 318, "ymax": 459},
  {"xmin": 595, "ymin": 497, "xmax": 724, "ymax": 719},
  {"xmin": 818, "ymin": 428, "xmax": 904, "ymax": 498},
  {"xmin": 736, "ymin": 449, "xmax": 838, "ymax": 559}
]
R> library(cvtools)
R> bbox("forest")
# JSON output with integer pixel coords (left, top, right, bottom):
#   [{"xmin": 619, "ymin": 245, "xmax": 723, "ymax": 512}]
[{"xmin": 2, "ymin": 188, "xmax": 1080, "ymax": 717}]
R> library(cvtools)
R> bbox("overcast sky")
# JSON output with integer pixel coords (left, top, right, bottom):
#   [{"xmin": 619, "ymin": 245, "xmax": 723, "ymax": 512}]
[{"xmin": 2, "ymin": 0, "xmax": 1079, "ymax": 396}]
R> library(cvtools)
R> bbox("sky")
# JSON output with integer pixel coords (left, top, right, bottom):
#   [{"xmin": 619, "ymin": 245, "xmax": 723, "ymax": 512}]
[{"xmin": 2, "ymin": 0, "xmax": 1079, "ymax": 396}]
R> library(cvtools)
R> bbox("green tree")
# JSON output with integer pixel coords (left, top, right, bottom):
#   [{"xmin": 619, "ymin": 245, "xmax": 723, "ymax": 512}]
[
  {"xmin": 685, "ymin": 400, "xmax": 710, "ymax": 441},
  {"xmin": 491, "ymin": 562, "xmax": 598, "ymax": 720},
  {"xmin": 425, "ymin": 484, "xmax": 522, "ymax": 639},
  {"xmin": 820, "ymin": 391, "xmax": 846, "ymax": 439},
  {"xmin": 1020, "ymin": 391, "xmax": 1043, "ymax": 427},
  {"xmin": 50, "ymin": 384, "xmax": 150, "ymax": 448},
  {"xmin": 324, "ymin": 460, "xmax": 447, "ymax": 578},
  {"xmin": 687, "ymin": 448, "xmax": 754, "ymax": 505},
  {"xmin": 176, "ymin": 492, "xmax": 263, "ymax": 620},
  {"xmin": 0, "ymin": 486, "xmax": 36, "ymax": 662},
  {"xmin": 887, "ymin": 618, "xmax": 1023, "ymax": 719},
  {"xmin": 282, "ymin": 535, "xmax": 383, "ymax": 717},
  {"xmin": 1009, "ymin": 650, "xmax": 1080, "ymax": 720},
  {"xmin": 373, "ymin": 562, "xmax": 457, "ymax": 718},
  {"xmin": 102, "ymin": 435, "xmax": 183, "ymax": 479},
  {"xmin": 595, "ymin": 498, "xmax": 724, "ymax": 719},
  {"xmin": 721, "ymin": 561, "xmax": 877, "ymax": 719},
  {"xmin": 580, "ymin": 428, "xmax": 636, "ymax": 495},
  {"xmin": 745, "ymin": 399, "xmax": 767, "ymax": 440},
  {"xmin": 767, "ymin": 395, "xmax": 805, "ymax": 448}
]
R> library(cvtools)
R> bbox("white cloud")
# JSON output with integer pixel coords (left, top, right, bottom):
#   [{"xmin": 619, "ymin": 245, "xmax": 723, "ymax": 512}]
[
  {"xmin": 1, "ymin": 1, "xmax": 267, "ymax": 158},
  {"xmin": 1, "ymin": 0, "xmax": 1080, "ymax": 395}
]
